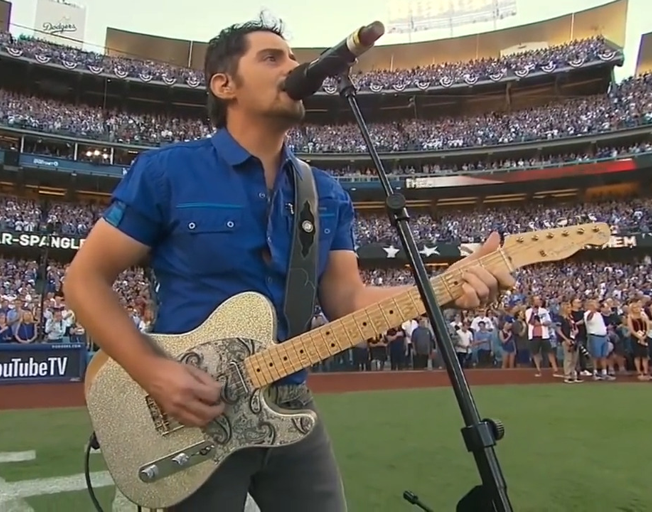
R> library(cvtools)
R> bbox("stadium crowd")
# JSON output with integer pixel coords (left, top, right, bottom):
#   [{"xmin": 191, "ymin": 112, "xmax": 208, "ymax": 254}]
[
  {"xmin": 0, "ymin": 195, "xmax": 650, "ymax": 381},
  {"xmin": 1, "ymin": 256, "xmax": 651, "ymax": 380},
  {"xmin": 1, "ymin": 195, "xmax": 648, "ymax": 242},
  {"xmin": 2, "ymin": 73, "xmax": 651, "ymax": 153},
  {"xmin": 1, "ymin": 258, "xmax": 649, "ymax": 334},
  {"xmin": 0, "ymin": 32, "xmax": 616, "ymax": 91},
  {"xmin": 0, "ymin": 31, "xmax": 649, "ymax": 381}
]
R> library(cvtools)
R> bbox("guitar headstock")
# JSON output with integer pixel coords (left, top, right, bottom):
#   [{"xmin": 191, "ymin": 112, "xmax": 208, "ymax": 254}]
[{"xmin": 503, "ymin": 222, "xmax": 611, "ymax": 269}]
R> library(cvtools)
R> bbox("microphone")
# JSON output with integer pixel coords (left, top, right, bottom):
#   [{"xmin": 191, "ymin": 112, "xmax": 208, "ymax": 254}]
[{"xmin": 282, "ymin": 21, "xmax": 385, "ymax": 101}]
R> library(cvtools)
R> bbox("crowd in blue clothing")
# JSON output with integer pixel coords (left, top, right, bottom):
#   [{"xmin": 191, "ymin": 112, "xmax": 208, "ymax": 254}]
[
  {"xmin": 2, "ymin": 73, "xmax": 651, "ymax": 153},
  {"xmin": 2, "ymin": 194, "xmax": 651, "ymax": 244}
]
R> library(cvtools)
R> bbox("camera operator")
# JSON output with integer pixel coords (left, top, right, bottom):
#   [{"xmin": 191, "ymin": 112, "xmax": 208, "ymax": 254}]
[{"xmin": 557, "ymin": 302, "xmax": 582, "ymax": 383}]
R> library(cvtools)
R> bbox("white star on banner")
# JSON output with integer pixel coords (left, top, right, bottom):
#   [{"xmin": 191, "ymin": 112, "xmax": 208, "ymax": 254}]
[
  {"xmin": 383, "ymin": 245, "xmax": 400, "ymax": 258},
  {"xmin": 419, "ymin": 245, "xmax": 439, "ymax": 257}
]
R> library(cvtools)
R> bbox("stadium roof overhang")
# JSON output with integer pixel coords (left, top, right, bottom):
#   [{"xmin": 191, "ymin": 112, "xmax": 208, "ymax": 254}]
[
  {"xmin": 103, "ymin": 0, "xmax": 628, "ymax": 73},
  {"xmin": 635, "ymin": 31, "xmax": 652, "ymax": 75}
]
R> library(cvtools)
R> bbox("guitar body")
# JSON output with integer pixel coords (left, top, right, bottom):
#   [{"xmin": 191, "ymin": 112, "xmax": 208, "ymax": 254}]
[{"xmin": 85, "ymin": 292, "xmax": 318, "ymax": 509}]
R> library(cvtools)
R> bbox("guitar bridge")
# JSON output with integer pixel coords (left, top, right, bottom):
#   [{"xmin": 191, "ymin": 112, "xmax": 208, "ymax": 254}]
[{"xmin": 145, "ymin": 396, "xmax": 184, "ymax": 436}]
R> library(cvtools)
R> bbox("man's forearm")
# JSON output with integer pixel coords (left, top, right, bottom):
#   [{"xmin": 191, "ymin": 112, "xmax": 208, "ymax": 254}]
[{"xmin": 64, "ymin": 274, "xmax": 159, "ymax": 384}]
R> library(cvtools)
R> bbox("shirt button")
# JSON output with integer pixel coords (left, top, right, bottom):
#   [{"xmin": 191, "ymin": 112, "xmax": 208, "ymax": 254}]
[
  {"xmin": 266, "ymin": 277, "xmax": 273, "ymax": 284},
  {"xmin": 324, "ymin": 228, "xmax": 331, "ymax": 234},
  {"xmin": 258, "ymin": 192, "xmax": 266, "ymax": 199},
  {"xmin": 226, "ymin": 221, "xmax": 234, "ymax": 228},
  {"xmin": 188, "ymin": 222, "xmax": 196, "ymax": 230},
  {"xmin": 267, "ymin": 236, "xmax": 272, "ymax": 244}
]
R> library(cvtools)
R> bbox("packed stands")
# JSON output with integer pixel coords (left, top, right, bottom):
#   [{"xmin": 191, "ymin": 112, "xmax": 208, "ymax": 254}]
[
  {"xmin": 0, "ymin": 27, "xmax": 649, "ymax": 379},
  {"xmin": 3, "ymin": 75, "xmax": 652, "ymax": 153},
  {"xmin": 1, "ymin": 195, "xmax": 650, "ymax": 241},
  {"xmin": 0, "ymin": 32, "xmax": 616, "ymax": 91}
]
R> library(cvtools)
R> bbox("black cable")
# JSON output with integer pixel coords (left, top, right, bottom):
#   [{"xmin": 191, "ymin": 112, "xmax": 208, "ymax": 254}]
[
  {"xmin": 85, "ymin": 432, "xmax": 143, "ymax": 512},
  {"xmin": 84, "ymin": 432, "xmax": 104, "ymax": 512}
]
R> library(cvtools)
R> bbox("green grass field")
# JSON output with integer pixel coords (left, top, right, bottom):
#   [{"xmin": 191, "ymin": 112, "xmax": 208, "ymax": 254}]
[{"xmin": 1, "ymin": 384, "xmax": 651, "ymax": 511}]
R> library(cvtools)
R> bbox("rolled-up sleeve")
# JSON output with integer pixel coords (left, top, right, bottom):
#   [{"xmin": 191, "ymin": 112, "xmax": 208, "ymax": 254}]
[
  {"xmin": 331, "ymin": 185, "xmax": 355, "ymax": 252},
  {"xmin": 102, "ymin": 153, "xmax": 168, "ymax": 247}
]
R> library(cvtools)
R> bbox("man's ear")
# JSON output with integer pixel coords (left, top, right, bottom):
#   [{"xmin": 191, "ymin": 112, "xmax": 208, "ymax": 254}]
[{"xmin": 210, "ymin": 73, "xmax": 236, "ymax": 101}]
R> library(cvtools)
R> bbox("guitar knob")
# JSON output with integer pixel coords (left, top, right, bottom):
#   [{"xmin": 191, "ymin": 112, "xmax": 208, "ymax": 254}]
[
  {"xmin": 172, "ymin": 453, "xmax": 190, "ymax": 466},
  {"xmin": 140, "ymin": 464, "xmax": 159, "ymax": 482}
]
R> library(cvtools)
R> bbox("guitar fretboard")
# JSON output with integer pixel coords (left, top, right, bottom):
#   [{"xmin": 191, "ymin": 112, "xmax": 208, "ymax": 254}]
[{"xmin": 243, "ymin": 247, "xmax": 514, "ymax": 389}]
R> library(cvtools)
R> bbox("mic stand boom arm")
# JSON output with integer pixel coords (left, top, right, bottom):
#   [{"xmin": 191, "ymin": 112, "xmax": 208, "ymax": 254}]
[{"xmin": 335, "ymin": 72, "xmax": 514, "ymax": 512}]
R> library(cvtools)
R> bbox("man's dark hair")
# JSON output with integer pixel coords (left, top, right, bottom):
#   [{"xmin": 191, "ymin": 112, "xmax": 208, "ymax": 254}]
[{"xmin": 204, "ymin": 14, "xmax": 285, "ymax": 129}]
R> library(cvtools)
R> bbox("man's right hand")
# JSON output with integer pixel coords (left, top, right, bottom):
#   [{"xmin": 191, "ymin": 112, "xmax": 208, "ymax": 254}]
[{"xmin": 140, "ymin": 358, "xmax": 225, "ymax": 428}]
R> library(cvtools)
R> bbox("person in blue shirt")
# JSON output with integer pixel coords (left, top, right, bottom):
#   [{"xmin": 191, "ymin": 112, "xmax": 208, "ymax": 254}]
[{"xmin": 64, "ymin": 16, "xmax": 515, "ymax": 512}]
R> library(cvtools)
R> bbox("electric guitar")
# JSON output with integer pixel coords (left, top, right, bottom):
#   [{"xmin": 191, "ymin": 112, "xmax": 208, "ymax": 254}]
[{"xmin": 84, "ymin": 223, "xmax": 610, "ymax": 509}]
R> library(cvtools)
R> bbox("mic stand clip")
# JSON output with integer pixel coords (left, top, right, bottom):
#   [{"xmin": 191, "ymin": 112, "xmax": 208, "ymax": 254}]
[{"xmin": 334, "ymin": 71, "xmax": 513, "ymax": 512}]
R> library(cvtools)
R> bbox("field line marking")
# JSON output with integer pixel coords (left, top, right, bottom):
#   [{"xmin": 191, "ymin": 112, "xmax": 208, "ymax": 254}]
[
  {"xmin": 0, "ymin": 475, "xmax": 36, "ymax": 512},
  {"xmin": 1, "ymin": 471, "xmax": 113, "ymax": 499},
  {"xmin": 0, "ymin": 452, "xmax": 36, "ymax": 464},
  {"xmin": 2, "ymin": 471, "xmax": 260, "ymax": 512},
  {"xmin": 0, "ymin": 454, "xmax": 36, "ymax": 512}
]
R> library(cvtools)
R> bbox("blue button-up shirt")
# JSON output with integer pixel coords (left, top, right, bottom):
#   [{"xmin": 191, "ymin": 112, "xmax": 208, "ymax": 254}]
[{"xmin": 103, "ymin": 128, "xmax": 355, "ymax": 385}]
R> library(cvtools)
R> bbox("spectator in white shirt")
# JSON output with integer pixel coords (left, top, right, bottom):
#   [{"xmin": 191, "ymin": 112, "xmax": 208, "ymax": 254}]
[
  {"xmin": 45, "ymin": 310, "xmax": 66, "ymax": 342},
  {"xmin": 584, "ymin": 299, "xmax": 615, "ymax": 381},
  {"xmin": 455, "ymin": 323, "xmax": 473, "ymax": 369},
  {"xmin": 470, "ymin": 309, "xmax": 494, "ymax": 332},
  {"xmin": 401, "ymin": 318, "xmax": 418, "ymax": 367},
  {"xmin": 525, "ymin": 297, "xmax": 562, "ymax": 378}
]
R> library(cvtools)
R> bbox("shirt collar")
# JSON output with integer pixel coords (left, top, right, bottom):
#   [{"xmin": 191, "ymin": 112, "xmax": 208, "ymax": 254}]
[{"xmin": 211, "ymin": 128, "xmax": 296, "ymax": 176}]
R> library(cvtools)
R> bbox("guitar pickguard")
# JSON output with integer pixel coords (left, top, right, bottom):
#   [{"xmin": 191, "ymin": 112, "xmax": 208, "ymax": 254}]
[{"xmin": 173, "ymin": 338, "xmax": 316, "ymax": 465}]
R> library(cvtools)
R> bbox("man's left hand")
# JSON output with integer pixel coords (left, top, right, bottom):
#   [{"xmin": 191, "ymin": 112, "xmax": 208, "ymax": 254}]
[{"xmin": 448, "ymin": 232, "xmax": 515, "ymax": 310}]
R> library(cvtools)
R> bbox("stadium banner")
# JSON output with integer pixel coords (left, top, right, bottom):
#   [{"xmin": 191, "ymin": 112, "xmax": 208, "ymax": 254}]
[
  {"xmin": 20, "ymin": 153, "xmax": 127, "ymax": 177},
  {"xmin": 357, "ymin": 242, "xmax": 460, "ymax": 261},
  {"xmin": 33, "ymin": 0, "xmax": 87, "ymax": 49},
  {"xmin": 458, "ymin": 233, "xmax": 641, "ymax": 257},
  {"xmin": 362, "ymin": 233, "xmax": 644, "ymax": 262},
  {"xmin": 16, "ymin": 153, "xmax": 394, "ymax": 190},
  {"xmin": 0, "ymin": 230, "xmax": 645, "ymax": 258},
  {"xmin": 0, "ymin": 231, "xmax": 85, "ymax": 250},
  {"xmin": 404, "ymin": 158, "xmax": 638, "ymax": 190},
  {"xmin": 0, "ymin": 343, "xmax": 86, "ymax": 385}
]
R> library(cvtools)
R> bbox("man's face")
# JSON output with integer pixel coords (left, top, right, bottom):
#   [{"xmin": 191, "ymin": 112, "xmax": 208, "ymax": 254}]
[{"xmin": 221, "ymin": 31, "xmax": 305, "ymax": 128}]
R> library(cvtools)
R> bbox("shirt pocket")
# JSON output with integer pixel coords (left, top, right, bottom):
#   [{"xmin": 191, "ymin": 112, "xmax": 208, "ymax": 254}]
[{"xmin": 173, "ymin": 207, "xmax": 243, "ymax": 275}]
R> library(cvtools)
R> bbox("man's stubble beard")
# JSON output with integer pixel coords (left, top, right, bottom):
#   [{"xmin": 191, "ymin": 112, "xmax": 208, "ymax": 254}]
[{"xmin": 267, "ymin": 100, "xmax": 305, "ymax": 130}]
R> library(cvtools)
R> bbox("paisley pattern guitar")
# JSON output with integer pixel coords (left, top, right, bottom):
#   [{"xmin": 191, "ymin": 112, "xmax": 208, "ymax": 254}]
[{"xmin": 84, "ymin": 223, "xmax": 610, "ymax": 509}]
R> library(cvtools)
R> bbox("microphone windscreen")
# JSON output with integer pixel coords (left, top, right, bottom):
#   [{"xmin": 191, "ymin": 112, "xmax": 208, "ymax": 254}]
[{"xmin": 360, "ymin": 21, "xmax": 385, "ymax": 47}]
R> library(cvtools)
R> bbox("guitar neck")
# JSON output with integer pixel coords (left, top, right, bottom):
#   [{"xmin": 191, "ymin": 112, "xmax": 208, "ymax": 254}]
[{"xmin": 243, "ymin": 248, "xmax": 514, "ymax": 388}]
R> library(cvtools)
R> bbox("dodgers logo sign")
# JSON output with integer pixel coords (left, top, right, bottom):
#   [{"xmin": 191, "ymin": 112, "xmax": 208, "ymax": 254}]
[
  {"xmin": 42, "ymin": 17, "xmax": 77, "ymax": 36},
  {"xmin": 33, "ymin": 0, "xmax": 87, "ymax": 49}
]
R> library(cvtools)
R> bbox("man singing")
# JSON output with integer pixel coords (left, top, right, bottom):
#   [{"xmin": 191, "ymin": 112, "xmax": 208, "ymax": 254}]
[{"xmin": 64, "ymin": 17, "xmax": 514, "ymax": 512}]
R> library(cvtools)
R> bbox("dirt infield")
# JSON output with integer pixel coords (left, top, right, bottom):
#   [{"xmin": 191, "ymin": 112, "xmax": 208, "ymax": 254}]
[{"xmin": 0, "ymin": 369, "xmax": 566, "ymax": 411}]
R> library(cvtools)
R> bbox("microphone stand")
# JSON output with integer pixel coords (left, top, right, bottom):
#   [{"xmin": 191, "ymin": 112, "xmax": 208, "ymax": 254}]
[{"xmin": 335, "ymin": 71, "xmax": 513, "ymax": 512}]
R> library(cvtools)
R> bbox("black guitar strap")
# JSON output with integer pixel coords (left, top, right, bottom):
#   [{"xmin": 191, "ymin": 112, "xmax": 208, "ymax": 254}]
[{"xmin": 283, "ymin": 157, "xmax": 320, "ymax": 340}]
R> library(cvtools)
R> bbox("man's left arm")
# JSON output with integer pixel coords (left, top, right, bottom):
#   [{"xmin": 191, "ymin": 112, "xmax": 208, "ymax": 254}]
[{"xmin": 317, "ymin": 185, "xmax": 515, "ymax": 320}]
